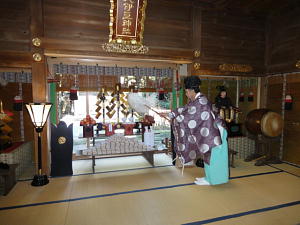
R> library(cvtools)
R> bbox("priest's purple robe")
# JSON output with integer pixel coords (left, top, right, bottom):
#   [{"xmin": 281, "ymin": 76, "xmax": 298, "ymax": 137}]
[{"xmin": 170, "ymin": 93, "xmax": 224, "ymax": 165}]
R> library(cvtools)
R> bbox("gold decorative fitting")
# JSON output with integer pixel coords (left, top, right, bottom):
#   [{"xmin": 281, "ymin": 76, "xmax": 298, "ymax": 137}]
[
  {"xmin": 193, "ymin": 62, "xmax": 201, "ymax": 70},
  {"xmin": 0, "ymin": 100, "xmax": 4, "ymax": 114},
  {"xmin": 58, "ymin": 136, "xmax": 66, "ymax": 145},
  {"xmin": 194, "ymin": 50, "xmax": 201, "ymax": 58},
  {"xmin": 296, "ymin": 60, "xmax": 300, "ymax": 69},
  {"xmin": 32, "ymin": 38, "xmax": 41, "ymax": 47},
  {"xmin": 102, "ymin": 43, "xmax": 149, "ymax": 54},
  {"xmin": 219, "ymin": 64, "xmax": 253, "ymax": 72},
  {"xmin": 32, "ymin": 53, "xmax": 42, "ymax": 62}
]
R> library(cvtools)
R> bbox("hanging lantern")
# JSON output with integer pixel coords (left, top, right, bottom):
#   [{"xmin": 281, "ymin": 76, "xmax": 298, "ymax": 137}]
[
  {"xmin": 156, "ymin": 70, "xmax": 165, "ymax": 101},
  {"xmin": 13, "ymin": 95, "xmax": 23, "ymax": 111},
  {"xmin": 69, "ymin": 73, "xmax": 79, "ymax": 101},
  {"xmin": 69, "ymin": 86, "xmax": 78, "ymax": 101},
  {"xmin": 158, "ymin": 88, "xmax": 166, "ymax": 101},
  {"xmin": 248, "ymin": 91, "xmax": 254, "ymax": 102},
  {"xmin": 284, "ymin": 95, "xmax": 293, "ymax": 110},
  {"xmin": 239, "ymin": 92, "xmax": 245, "ymax": 102}
]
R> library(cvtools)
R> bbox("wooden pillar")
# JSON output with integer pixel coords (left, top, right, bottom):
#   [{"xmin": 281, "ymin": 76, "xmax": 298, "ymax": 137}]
[
  {"xmin": 172, "ymin": 70, "xmax": 178, "ymax": 110},
  {"xmin": 260, "ymin": 77, "xmax": 268, "ymax": 108},
  {"xmin": 264, "ymin": 15, "xmax": 272, "ymax": 73},
  {"xmin": 49, "ymin": 83, "xmax": 57, "ymax": 124},
  {"xmin": 30, "ymin": 0, "xmax": 50, "ymax": 174}
]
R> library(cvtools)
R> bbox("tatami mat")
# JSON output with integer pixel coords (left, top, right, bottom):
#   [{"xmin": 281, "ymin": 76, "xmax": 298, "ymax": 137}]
[
  {"xmin": 0, "ymin": 203, "xmax": 69, "ymax": 225},
  {"xmin": 268, "ymin": 162, "xmax": 300, "ymax": 177},
  {"xmin": 63, "ymin": 173, "xmax": 300, "ymax": 225},
  {"xmin": 207, "ymin": 204, "xmax": 300, "ymax": 225},
  {"xmin": 0, "ymin": 160, "xmax": 278, "ymax": 208},
  {"xmin": 0, "ymin": 158, "xmax": 299, "ymax": 225}
]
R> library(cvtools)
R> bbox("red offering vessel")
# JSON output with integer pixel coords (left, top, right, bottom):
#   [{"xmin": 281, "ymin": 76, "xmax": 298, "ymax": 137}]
[
  {"xmin": 123, "ymin": 123, "xmax": 135, "ymax": 135},
  {"xmin": 104, "ymin": 123, "xmax": 115, "ymax": 136}
]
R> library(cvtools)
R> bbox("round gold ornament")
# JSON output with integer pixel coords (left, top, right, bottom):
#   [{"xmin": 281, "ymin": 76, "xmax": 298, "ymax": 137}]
[
  {"xmin": 58, "ymin": 136, "xmax": 66, "ymax": 145},
  {"xmin": 32, "ymin": 38, "xmax": 42, "ymax": 47},
  {"xmin": 193, "ymin": 62, "xmax": 201, "ymax": 70},
  {"xmin": 194, "ymin": 50, "xmax": 201, "ymax": 58},
  {"xmin": 33, "ymin": 53, "xmax": 42, "ymax": 62}
]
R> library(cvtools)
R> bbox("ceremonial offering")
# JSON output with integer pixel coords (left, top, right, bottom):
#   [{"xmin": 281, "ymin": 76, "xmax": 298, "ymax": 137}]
[
  {"xmin": 144, "ymin": 126, "xmax": 154, "ymax": 148},
  {"xmin": 80, "ymin": 115, "xmax": 96, "ymax": 126},
  {"xmin": 123, "ymin": 123, "xmax": 136, "ymax": 135},
  {"xmin": 105, "ymin": 123, "xmax": 115, "ymax": 136},
  {"xmin": 80, "ymin": 115, "xmax": 96, "ymax": 138},
  {"xmin": 142, "ymin": 115, "xmax": 155, "ymax": 126},
  {"xmin": 0, "ymin": 101, "xmax": 14, "ymax": 150}
]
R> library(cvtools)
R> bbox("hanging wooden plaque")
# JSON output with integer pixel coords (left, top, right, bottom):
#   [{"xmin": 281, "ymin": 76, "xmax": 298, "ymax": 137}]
[{"xmin": 103, "ymin": 0, "xmax": 148, "ymax": 54}]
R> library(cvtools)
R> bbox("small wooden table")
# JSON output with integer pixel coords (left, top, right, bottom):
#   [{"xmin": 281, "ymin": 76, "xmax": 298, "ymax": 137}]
[{"xmin": 0, "ymin": 164, "xmax": 18, "ymax": 195}]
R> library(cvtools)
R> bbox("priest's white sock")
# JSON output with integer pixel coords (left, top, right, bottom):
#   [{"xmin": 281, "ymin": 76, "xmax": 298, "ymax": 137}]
[{"xmin": 194, "ymin": 178, "xmax": 210, "ymax": 185}]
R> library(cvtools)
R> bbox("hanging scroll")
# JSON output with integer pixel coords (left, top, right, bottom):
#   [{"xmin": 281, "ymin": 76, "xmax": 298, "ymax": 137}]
[{"xmin": 102, "ymin": 0, "xmax": 149, "ymax": 54}]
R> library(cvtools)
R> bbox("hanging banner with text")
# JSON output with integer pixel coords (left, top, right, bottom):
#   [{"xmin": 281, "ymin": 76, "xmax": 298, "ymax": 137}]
[{"xmin": 103, "ymin": 0, "xmax": 148, "ymax": 54}]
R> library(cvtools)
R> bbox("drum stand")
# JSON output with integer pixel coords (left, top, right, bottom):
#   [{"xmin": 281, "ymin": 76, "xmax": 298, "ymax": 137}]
[{"xmin": 249, "ymin": 134, "xmax": 282, "ymax": 166}]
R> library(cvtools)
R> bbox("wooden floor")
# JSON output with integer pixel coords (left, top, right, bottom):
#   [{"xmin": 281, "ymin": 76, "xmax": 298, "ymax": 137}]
[{"xmin": 0, "ymin": 156, "xmax": 299, "ymax": 225}]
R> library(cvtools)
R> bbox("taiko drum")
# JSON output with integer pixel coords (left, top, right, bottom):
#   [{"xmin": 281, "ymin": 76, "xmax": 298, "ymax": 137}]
[{"xmin": 245, "ymin": 109, "xmax": 283, "ymax": 137}]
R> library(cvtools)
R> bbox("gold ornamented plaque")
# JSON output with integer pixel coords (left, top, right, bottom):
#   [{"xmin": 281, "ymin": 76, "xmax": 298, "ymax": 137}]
[
  {"xmin": 102, "ymin": 0, "xmax": 148, "ymax": 54},
  {"xmin": 296, "ymin": 60, "xmax": 300, "ymax": 69},
  {"xmin": 193, "ymin": 62, "xmax": 201, "ymax": 70},
  {"xmin": 33, "ymin": 53, "xmax": 42, "ymax": 62},
  {"xmin": 194, "ymin": 50, "xmax": 201, "ymax": 58},
  {"xmin": 32, "ymin": 38, "xmax": 42, "ymax": 47},
  {"xmin": 58, "ymin": 136, "xmax": 66, "ymax": 145},
  {"xmin": 219, "ymin": 64, "xmax": 253, "ymax": 72}
]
